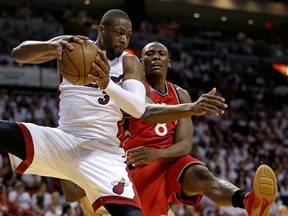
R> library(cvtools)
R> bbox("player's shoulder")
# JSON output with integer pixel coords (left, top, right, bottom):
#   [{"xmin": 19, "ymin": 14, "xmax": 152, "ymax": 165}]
[
  {"xmin": 122, "ymin": 53, "xmax": 143, "ymax": 76},
  {"xmin": 172, "ymin": 83, "xmax": 191, "ymax": 103},
  {"xmin": 172, "ymin": 83, "xmax": 188, "ymax": 95},
  {"xmin": 123, "ymin": 52, "xmax": 140, "ymax": 61}
]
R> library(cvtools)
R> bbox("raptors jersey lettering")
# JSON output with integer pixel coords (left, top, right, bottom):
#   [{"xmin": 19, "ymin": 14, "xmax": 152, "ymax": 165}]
[
  {"xmin": 58, "ymin": 51, "xmax": 128, "ymax": 150},
  {"xmin": 124, "ymin": 80, "xmax": 180, "ymax": 150}
]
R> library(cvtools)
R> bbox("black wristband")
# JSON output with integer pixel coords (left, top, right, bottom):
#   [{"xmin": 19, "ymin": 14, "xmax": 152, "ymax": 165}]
[{"xmin": 68, "ymin": 36, "xmax": 75, "ymax": 42}]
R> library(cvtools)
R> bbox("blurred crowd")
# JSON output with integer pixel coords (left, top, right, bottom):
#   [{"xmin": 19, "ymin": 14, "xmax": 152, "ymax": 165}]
[{"xmin": 0, "ymin": 2, "xmax": 287, "ymax": 216}]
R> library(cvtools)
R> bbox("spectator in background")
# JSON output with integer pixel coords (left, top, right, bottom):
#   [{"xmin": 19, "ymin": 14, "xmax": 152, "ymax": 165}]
[
  {"xmin": 277, "ymin": 205, "xmax": 288, "ymax": 216},
  {"xmin": 279, "ymin": 174, "xmax": 288, "ymax": 205},
  {"xmin": 8, "ymin": 181, "xmax": 32, "ymax": 214},
  {"xmin": 32, "ymin": 194, "xmax": 46, "ymax": 215},
  {"xmin": 271, "ymin": 193, "xmax": 285, "ymax": 216},
  {"xmin": 50, "ymin": 191, "xmax": 64, "ymax": 216},
  {"xmin": 61, "ymin": 204, "xmax": 73, "ymax": 216},
  {"xmin": 0, "ymin": 39, "xmax": 13, "ymax": 65},
  {"xmin": 45, "ymin": 203, "xmax": 59, "ymax": 216},
  {"xmin": 74, "ymin": 205, "xmax": 85, "ymax": 216},
  {"xmin": 21, "ymin": 174, "xmax": 42, "ymax": 191},
  {"xmin": 31, "ymin": 181, "xmax": 52, "ymax": 212}
]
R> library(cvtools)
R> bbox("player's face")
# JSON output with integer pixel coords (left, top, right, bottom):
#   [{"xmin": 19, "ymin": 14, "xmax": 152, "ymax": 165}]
[
  {"xmin": 277, "ymin": 207, "xmax": 288, "ymax": 216},
  {"xmin": 102, "ymin": 18, "xmax": 132, "ymax": 60},
  {"xmin": 142, "ymin": 43, "xmax": 171, "ymax": 78}
]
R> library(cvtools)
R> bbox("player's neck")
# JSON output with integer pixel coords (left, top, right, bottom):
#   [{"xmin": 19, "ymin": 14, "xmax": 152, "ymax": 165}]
[{"xmin": 146, "ymin": 78, "xmax": 166, "ymax": 94}]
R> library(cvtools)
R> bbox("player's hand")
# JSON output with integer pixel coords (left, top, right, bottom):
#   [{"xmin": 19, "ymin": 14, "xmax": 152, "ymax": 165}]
[
  {"xmin": 191, "ymin": 88, "xmax": 228, "ymax": 116},
  {"xmin": 48, "ymin": 35, "xmax": 89, "ymax": 60},
  {"xmin": 89, "ymin": 49, "xmax": 110, "ymax": 89},
  {"xmin": 126, "ymin": 146, "xmax": 159, "ymax": 167}
]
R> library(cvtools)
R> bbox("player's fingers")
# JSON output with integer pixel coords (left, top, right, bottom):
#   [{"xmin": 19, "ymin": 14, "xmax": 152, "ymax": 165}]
[
  {"xmin": 126, "ymin": 154, "xmax": 141, "ymax": 166},
  {"xmin": 95, "ymin": 55, "xmax": 109, "ymax": 73},
  {"xmin": 67, "ymin": 35, "xmax": 89, "ymax": 43},
  {"xmin": 206, "ymin": 87, "xmax": 216, "ymax": 95},
  {"xmin": 204, "ymin": 94, "xmax": 226, "ymax": 102},
  {"xmin": 207, "ymin": 99, "xmax": 228, "ymax": 108},
  {"xmin": 88, "ymin": 74, "xmax": 98, "ymax": 81},
  {"xmin": 97, "ymin": 49, "xmax": 109, "ymax": 65},
  {"xmin": 131, "ymin": 155, "xmax": 146, "ymax": 167},
  {"xmin": 203, "ymin": 105, "xmax": 225, "ymax": 116},
  {"xmin": 57, "ymin": 46, "xmax": 63, "ymax": 60},
  {"xmin": 73, "ymin": 35, "xmax": 89, "ymax": 42},
  {"xmin": 91, "ymin": 62, "xmax": 103, "ymax": 74},
  {"xmin": 89, "ymin": 64, "xmax": 104, "ymax": 81},
  {"xmin": 200, "ymin": 96, "xmax": 227, "ymax": 107},
  {"xmin": 61, "ymin": 40, "xmax": 74, "ymax": 51}
]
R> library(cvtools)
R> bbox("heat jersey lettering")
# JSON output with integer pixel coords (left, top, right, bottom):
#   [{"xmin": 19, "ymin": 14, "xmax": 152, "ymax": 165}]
[{"xmin": 85, "ymin": 75, "xmax": 123, "ymax": 105}]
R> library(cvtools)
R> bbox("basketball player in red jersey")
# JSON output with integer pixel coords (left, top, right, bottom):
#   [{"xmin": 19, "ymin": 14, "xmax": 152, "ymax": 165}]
[
  {"xmin": 61, "ymin": 42, "xmax": 277, "ymax": 216},
  {"xmin": 124, "ymin": 42, "xmax": 277, "ymax": 216}
]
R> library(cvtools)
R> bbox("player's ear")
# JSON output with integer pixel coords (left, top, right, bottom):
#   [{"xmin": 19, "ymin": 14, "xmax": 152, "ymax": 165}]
[
  {"xmin": 168, "ymin": 59, "xmax": 172, "ymax": 69},
  {"xmin": 140, "ymin": 58, "xmax": 144, "ymax": 67},
  {"xmin": 98, "ymin": 25, "xmax": 104, "ymax": 36}
]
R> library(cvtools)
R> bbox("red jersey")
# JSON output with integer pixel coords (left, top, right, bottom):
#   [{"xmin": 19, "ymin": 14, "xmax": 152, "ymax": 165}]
[
  {"xmin": 124, "ymin": 80, "xmax": 180, "ymax": 150},
  {"xmin": 124, "ymin": 80, "xmax": 203, "ymax": 216}
]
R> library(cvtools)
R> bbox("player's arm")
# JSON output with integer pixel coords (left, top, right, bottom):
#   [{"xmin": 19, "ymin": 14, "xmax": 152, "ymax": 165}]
[
  {"xmin": 11, "ymin": 35, "xmax": 89, "ymax": 64},
  {"xmin": 126, "ymin": 87, "xmax": 193, "ymax": 166},
  {"xmin": 142, "ymin": 87, "xmax": 228, "ymax": 123},
  {"xmin": 90, "ymin": 53, "xmax": 146, "ymax": 118}
]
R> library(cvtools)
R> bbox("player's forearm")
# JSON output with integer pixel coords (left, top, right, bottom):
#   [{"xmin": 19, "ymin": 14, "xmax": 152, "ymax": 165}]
[
  {"xmin": 142, "ymin": 103, "xmax": 196, "ymax": 123},
  {"xmin": 156, "ymin": 142, "xmax": 191, "ymax": 162},
  {"xmin": 11, "ymin": 41, "xmax": 58, "ymax": 64},
  {"xmin": 104, "ymin": 79, "xmax": 146, "ymax": 118}
]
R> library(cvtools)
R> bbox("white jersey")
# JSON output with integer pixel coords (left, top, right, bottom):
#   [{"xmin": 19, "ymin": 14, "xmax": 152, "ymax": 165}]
[
  {"xmin": 58, "ymin": 51, "xmax": 128, "ymax": 149},
  {"xmin": 8, "ymin": 52, "xmax": 141, "ymax": 213}
]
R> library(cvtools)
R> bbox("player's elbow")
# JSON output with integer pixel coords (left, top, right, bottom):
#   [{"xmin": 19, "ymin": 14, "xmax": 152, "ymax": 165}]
[
  {"xmin": 130, "ymin": 104, "xmax": 146, "ymax": 119},
  {"xmin": 11, "ymin": 47, "xmax": 29, "ymax": 64},
  {"xmin": 141, "ymin": 108, "xmax": 154, "ymax": 122},
  {"xmin": 11, "ymin": 48, "xmax": 22, "ymax": 63}
]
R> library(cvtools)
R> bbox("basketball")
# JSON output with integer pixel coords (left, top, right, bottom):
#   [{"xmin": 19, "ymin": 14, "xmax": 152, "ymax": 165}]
[{"xmin": 58, "ymin": 40, "xmax": 98, "ymax": 85}]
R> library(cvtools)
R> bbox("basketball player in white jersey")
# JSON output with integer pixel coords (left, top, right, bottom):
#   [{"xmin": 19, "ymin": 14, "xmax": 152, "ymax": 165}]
[{"xmin": 3, "ymin": 9, "xmax": 146, "ymax": 216}]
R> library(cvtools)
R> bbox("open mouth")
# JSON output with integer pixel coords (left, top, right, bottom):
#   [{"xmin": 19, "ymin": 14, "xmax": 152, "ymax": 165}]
[
  {"xmin": 151, "ymin": 63, "xmax": 162, "ymax": 69},
  {"xmin": 116, "ymin": 46, "xmax": 125, "ymax": 54}
]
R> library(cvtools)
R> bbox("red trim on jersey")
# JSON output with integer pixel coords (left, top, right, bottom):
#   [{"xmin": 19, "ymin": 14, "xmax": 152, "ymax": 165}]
[
  {"xmin": 15, "ymin": 122, "xmax": 34, "ymax": 173},
  {"xmin": 117, "ymin": 117, "xmax": 126, "ymax": 147},
  {"xmin": 57, "ymin": 73, "xmax": 63, "ymax": 107}
]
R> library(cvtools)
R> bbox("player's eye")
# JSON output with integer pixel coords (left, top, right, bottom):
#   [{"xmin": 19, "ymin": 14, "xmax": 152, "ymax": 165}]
[{"xmin": 145, "ymin": 51, "xmax": 153, "ymax": 56}]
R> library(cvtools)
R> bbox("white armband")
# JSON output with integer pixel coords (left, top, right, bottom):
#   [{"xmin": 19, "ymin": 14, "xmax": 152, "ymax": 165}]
[{"xmin": 104, "ymin": 79, "xmax": 146, "ymax": 118}]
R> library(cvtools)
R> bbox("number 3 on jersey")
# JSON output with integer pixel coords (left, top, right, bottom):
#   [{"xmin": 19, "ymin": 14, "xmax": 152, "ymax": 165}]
[{"xmin": 155, "ymin": 123, "xmax": 168, "ymax": 136}]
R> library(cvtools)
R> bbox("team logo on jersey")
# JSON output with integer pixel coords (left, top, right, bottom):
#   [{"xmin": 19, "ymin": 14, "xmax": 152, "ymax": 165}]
[{"xmin": 111, "ymin": 177, "xmax": 129, "ymax": 195}]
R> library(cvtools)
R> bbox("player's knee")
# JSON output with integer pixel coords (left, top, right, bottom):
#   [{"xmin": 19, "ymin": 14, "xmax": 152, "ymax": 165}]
[
  {"xmin": 187, "ymin": 164, "xmax": 215, "ymax": 180},
  {"xmin": 63, "ymin": 193, "xmax": 81, "ymax": 202},
  {"xmin": 183, "ymin": 164, "xmax": 216, "ymax": 191},
  {"xmin": 62, "ymin": 187, "xmax": 86, "ymax": 202}
]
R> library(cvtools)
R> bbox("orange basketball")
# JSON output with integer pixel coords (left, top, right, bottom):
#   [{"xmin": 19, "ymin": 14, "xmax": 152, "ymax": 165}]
[{"xmin": 58, "ymin": 40, "xmax": 98, "ymax": 85}]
